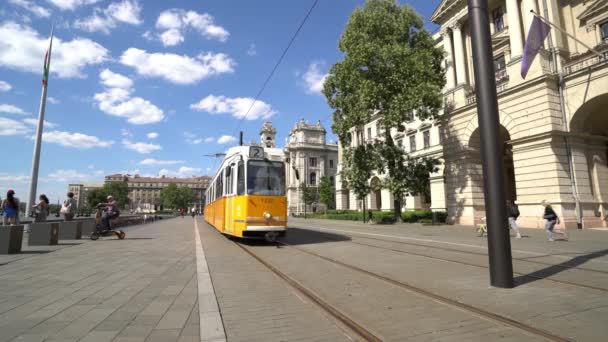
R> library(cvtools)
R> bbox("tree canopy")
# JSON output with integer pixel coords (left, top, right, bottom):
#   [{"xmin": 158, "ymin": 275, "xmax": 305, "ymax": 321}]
[
  {"xmin": 318, "ymin": 176, "xmax": 335, "ymax": 210},
  {"xmin": 323, "ymin": 0, "xmax": 445, "ymax": 220},
  {"xmin": 160, "ymin": 183, "xmax": 197, "ymax": 210}
]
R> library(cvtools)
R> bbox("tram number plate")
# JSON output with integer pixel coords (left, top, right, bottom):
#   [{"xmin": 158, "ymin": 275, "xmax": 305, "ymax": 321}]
[{"xmin": 249, "ymin": 146, "xmax": 264, "ymax": 158}]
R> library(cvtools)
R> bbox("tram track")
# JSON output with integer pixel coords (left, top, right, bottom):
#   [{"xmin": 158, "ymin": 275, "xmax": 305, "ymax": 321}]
[
  {"xmin": 234, "ymin": 241, "xmax": 383, "ymax": 342},
  {"xmin": 275, "ymin": 240, "xmax": 572, "ymax": 342},
  {"xmin": 300, "ymin": 227, "xmax": 608, "ymax": 292}
]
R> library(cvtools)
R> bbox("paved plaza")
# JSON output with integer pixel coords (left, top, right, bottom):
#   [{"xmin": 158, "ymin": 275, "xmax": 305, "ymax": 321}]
[{"xmin": 1, "ymin": 217, "xmax": 607, "ymax": 341}]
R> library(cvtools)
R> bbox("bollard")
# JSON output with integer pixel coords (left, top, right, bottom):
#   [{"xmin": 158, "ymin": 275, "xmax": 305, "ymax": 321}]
[
  {"xmin": 59, "ymin": 221, "xmax": 82, "ymax": 240},
  {"xmin": 0, "ymin": 225, "xmax": 24, "ymax": 254},
  {"xmin": 28, "ymin": 222, "xmax": 59, "ymax": 246}
]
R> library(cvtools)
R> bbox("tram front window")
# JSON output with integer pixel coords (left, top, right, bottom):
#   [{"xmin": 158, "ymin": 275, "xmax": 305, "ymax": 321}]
[{"xmin": 247, "ymin": 160, "xmax": 285, "ymax": 196}]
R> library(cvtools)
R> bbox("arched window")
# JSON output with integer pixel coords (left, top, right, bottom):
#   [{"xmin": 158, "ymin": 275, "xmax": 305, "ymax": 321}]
[{"xmin": 309, "ymin": 172, "xmax": 316, "ymax": 185}]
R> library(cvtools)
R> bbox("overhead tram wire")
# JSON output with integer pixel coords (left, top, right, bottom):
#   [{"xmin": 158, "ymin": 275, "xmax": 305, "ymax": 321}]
[{"xmin": 234, "ymin": 0, "xmax": 320, "ymax": 135}]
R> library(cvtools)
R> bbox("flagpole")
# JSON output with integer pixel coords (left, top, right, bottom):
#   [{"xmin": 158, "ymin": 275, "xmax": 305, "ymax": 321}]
[
  {"xmin": 531, "ymin": 10, "xmax": 605, "ymax": 59},
  {"xmin": 26, "ymin": 26, "xmax": 54, "ymax": 217}
]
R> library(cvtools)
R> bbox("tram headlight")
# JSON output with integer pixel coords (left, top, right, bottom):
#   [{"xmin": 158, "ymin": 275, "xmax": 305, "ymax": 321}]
[{"xmin": 263, "ymin": 211, "xmax": 272, "ymax": 220}]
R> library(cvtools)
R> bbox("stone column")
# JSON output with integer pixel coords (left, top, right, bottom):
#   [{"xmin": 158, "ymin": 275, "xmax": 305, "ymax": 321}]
[
  {"xmin": 505, "ymin": 0, "xmax": 524, "ymax": 59},
  {"xmin": 522, "ymin": 0, "xmax": 539, "ymax": 38},
  {"xmin": 452, "ymin": 22, "xmax": 467, "ymax": 86},
  {"xmin": 442, "ymin": 28, "xmax": 456, "ymax": 89}
]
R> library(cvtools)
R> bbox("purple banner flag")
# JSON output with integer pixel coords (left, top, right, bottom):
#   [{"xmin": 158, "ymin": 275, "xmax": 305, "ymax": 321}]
[{"xmin": 521, "ymin": 16, "xmax": 551, "ymax": 79}]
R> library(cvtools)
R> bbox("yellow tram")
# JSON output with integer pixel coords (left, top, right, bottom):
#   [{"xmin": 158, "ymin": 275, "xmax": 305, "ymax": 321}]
[{"xmin": 204, "ymin": 145, "xmax": 287, "ymax": 240}]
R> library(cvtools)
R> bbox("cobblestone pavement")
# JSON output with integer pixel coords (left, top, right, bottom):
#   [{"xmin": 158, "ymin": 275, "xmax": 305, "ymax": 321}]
[
  {"xmin": 284, "ymin": 218, "xmax": 608, "ymax": 341},
  {"xmin": 2, "ymin": 216, "xmax": 607, "ymax": 341},
  {"xmin": 0, "ymin": 218, "xmax": 199, "ymax": 342}
]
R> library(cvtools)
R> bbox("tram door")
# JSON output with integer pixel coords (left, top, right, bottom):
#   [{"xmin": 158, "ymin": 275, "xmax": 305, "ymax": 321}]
[{"xmin": 224, "ymin": 165, "xmax": 235, "ymax": 234}]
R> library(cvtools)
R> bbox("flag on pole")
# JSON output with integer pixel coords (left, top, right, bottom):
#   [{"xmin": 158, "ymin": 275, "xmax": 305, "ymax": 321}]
[
  {"xmin": 521, "ymin": 16, "xmax": 551, "ymax": 79},
  {"xmin": 41, "ymin": 28, "xmax": 54, "ymax": 87}
]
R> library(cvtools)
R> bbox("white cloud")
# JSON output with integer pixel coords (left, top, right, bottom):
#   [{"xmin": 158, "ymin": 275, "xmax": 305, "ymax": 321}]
[
  {"xmin": 9, "ymin": 0, "xmax": 51, "ymax": 18},
  {"xmin": 154, "ymin": 9, "xmax": 229, "ymax": 47},
  {"xmin": 120, "ymin": 48, "xmax": 235, "ymax": 85},
  {"xmin": 99, "ymin": 68, "xmax": 133, "ymax": 89},
  {"xmin": 0, "ymin": 81, "xmax": 12, "ymax": 92},
  {"xmin": 204, "ymin": 137, "xmax": 214, "ymax": 143},
  {"xmin": 146, "ymin": 132, "xmax": 158, "ymax": 139},
  {"xmin": 139, "ymin": 158, "xmax": 183, "ymax": 166},
  {"xmin": 47, "ymin": 169, "xmax": 89, "ymax": 182},
  {"xmin": 0, "ymin": 117, "xmax": 31, "ymax": 136},
  {"xmin": 74, "ymin": 0, "xmax": 142, "ymax": 34},
  {"xmin": 159, "ymin": 166, "xmax": 202, "ymax": 178},
  {"xmin": 46, "ymin": 0, "xmax": 99, "ymax": 11},
  {"xmin": 0, "ymin": 104, "xmax": 29, "ymax": 115},
  {"xmin": 303, "ymin": 62, "xmax": 328, "ymax": 94},
  {"xmin": 94, "ymin": 69, "xmax": 165, "ymax": 124},
  {"xmin": 190, "ymin": 95, "xmax": 276, "ymax": 120},
  {"xmin": 42, "ymin": 130, "xmax": 113, "ymax": 149},
  {"xmin": 184, "ymin": 132, "xmax": 204, "ymax": 144},
  {"xmin": 247, "ymin": 43, "xmax": 257, "ymax": 56},
  {"xmin": 0, "ymin": 22, "xmax": 109, "ymax": 78},
  {"xmin": 121, "ymin": 128, "xmax": 132, "ymax": 137},
  {"xmin": 217, "ymin": 135, "xmax": 237, "ymax": 144},
  {"xmin": 23, "ymin": 118, "xmax": 58, "ymax": 128},
  {"xmin": 122, "ymin": 139, "xmax": 161, "ymax": 154},
  {"xmin": 47, "ymin": 96, "xmax": 59, "ymax": 104}
]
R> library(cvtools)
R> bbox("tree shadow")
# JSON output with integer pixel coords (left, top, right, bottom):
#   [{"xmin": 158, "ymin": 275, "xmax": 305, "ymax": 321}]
[{"xmin": 514, "ymin": 249, "xmax": 608, "ymax": 287}]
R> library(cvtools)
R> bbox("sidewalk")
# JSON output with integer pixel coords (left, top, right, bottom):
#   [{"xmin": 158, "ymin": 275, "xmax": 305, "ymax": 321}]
[{"xmin": 0, "ymin": 218, "xmax": 199, "ymax": 342}]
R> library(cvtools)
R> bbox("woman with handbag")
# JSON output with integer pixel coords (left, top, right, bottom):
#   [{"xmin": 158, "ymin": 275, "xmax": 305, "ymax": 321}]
[
  {"xmin": 541, "ymin": 200, "xmax": 568, "ymax": 242},
  {"xmin": 32, "ymin": 194, "xmax": 50, "ymax": 223},
  {"xmin": 62, "ymin": 192, "xmax": 77, "ymax": 221}
]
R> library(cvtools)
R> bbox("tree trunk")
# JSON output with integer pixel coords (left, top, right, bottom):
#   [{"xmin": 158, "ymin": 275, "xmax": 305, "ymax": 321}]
[
  {"xmin": 394, "ymin": 198, "xmax": 402, "ymax": 222},
  {"xmin": 362, "ymin": 198, "xmax": 367, "ymax": 223}
]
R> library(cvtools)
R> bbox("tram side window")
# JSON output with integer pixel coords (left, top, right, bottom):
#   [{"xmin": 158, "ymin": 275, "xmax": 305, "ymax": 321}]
[
  {"xmin": 237, "ymin": 161, "xmax": 245, "ymax": 195},
  {"xmin": 225, "ymin": 166, "xmax": 233, "ymax": 194},
  {"xmin": 217, "ymin": 173, "xmax": 223, "ymax": 198}
]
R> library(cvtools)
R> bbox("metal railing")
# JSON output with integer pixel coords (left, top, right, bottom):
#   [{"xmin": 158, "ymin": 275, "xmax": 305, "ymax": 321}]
[{"xmin": 563, "ymin": 45, "xmax": 608, "ymax": 76}]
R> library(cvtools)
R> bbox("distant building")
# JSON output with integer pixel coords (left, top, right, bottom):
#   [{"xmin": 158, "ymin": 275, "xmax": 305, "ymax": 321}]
[
  {"xmin": 104, "ymin": 174, "xmax": 211, "ymax": 212},
  {"xmin": 68, "ymin": 183, "xmax": 102, "ymax": 209},
  {"xmin": 284, "ymin": 119, "xmax": 339, "ymax": 215}
]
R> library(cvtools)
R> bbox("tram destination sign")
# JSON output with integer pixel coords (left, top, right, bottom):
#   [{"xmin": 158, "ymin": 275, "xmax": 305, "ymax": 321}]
[{"xmin": 249, "ymin": 146, "xmax": 264, "ymax": 159}]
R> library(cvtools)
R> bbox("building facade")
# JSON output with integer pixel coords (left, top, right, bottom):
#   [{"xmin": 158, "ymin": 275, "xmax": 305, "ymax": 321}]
[
  {"xmin": 104, "ymin": 174, "xmax": 211, "ymax": 212},
  {"xmin": 68, "ymin": 183, "xmax": 103, "ymax": 210},
  {"xmin": 337, "ymin": 0, "xmax": 608, "ymax": 228},
  {"xmin": 284, "ymin": 119, "xmax": 339, "ymax": 214}
]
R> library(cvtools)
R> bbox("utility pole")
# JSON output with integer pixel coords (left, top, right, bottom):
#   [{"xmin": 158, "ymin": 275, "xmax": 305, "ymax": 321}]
[{"xmin": 467, "ymin": 0, "xmax": 514, "ymax": 288}]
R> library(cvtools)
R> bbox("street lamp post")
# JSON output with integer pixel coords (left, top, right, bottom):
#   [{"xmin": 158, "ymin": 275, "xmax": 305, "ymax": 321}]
[{"xmin": 467, "ymin": 0, "xmax": 514, "ymax": 288}]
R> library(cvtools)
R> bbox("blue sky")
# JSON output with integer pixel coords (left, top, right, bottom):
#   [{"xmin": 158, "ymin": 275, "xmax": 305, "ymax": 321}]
[{"xmin": 0, "ymin": 0, "xmax": 440, "ymax": 202}]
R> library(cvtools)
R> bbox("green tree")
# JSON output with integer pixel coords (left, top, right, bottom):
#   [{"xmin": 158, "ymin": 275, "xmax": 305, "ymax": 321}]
[
  {"xmin": 299, "ymin": 182, "xmax": 317, "ymax": 219},
  {"xmin": 323, "ymin": 0, "xmax": 445, "ymax": 221},
  {"xmin": 318, "ymin": 176, "xmax": 335, "ymax": 212},
  {"xmin": 86, "ymin": 183, "xmax": 129, "ymax": 209},
  {"xmin": 160, "ymin": 184, "xmax": 196, "ymax": 210},
  {"xmin": 341, "ymin": 144, "xmax": 378, "ymax": 222}
]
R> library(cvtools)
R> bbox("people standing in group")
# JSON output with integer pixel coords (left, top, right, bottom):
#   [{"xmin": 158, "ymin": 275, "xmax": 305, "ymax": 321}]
[
  {"xmin": 61, "ymin": 192, "xmax": 77, "ymax": 221},
  {"xmin": 1, "ymin": 189, "xmax": 20, "ymax": 225},
  {"xmin": 507, "ymin": 200, "xmax": 522, "ymax": 239},
  {"xmin": 32, "ymin": 194, "xmax": 50, "ymax": 223},
  {"xmin": 542, "ymin": 200, "xmax": 568, "ymax": 242}
]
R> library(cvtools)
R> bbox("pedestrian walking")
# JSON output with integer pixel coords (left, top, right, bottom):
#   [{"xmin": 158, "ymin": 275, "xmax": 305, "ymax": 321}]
[
  {"xmin": 541, "ymin": 200, "xmax": 568, "ymax": 242},
  {"xmin": 191, "ymin": 207, "xmax": 196, "ymax": 218},
  {"xmin": 507, "ymin": 200, "xmax": 522, "ymax": 238},
  {"xmin": 61, "ymin": 192, "xmax": 77, "ymax": 221},
  {"xmin": 1, "ymin": 189, "xmax": 19, "ymax": 225},
  {"xmin": 32, "ymin": 194, "xmax": 50, "ymax": 223}
]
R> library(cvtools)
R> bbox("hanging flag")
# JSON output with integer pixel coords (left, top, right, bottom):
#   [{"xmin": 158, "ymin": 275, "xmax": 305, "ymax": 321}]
[
  {"xmin": 521, "ymin": 16, "xmax": 551, "ymax": 79},
  {"xmin": 41, "ymin": 29, "xmax": 54, "ymax": 87}
]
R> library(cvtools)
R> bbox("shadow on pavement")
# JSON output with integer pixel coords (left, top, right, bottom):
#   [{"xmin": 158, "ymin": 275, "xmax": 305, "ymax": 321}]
[
  {"xmin": 280, "ymin": 227, "xmax": 351, "ymax": 246},
  {"xmin": 515, "ymin": 249, "xmax": 608, "ymax": 287},
  {"xmin": 58, "ymin": 242, "xmax": 83, "ymax": 246},
  {"xmin": 18, "ymin": 250, "xmax": 51, "ymax": 254}
]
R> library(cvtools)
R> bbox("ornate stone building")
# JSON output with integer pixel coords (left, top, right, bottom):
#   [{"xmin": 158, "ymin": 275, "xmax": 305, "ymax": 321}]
[
  {"xmin": 337, "ymin": 0, "xmax": 608, "ymax": 228},
  {"xmin": 284, "ymin": 120, "xmax": 339, "ymax": 214},
  {"xmin": 105, "ymin": 174, "xmax": 211, "ymax": 212},
  {"xmin": 68, "ymin": 183, "xmax": 103, "ymax": 209}
]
